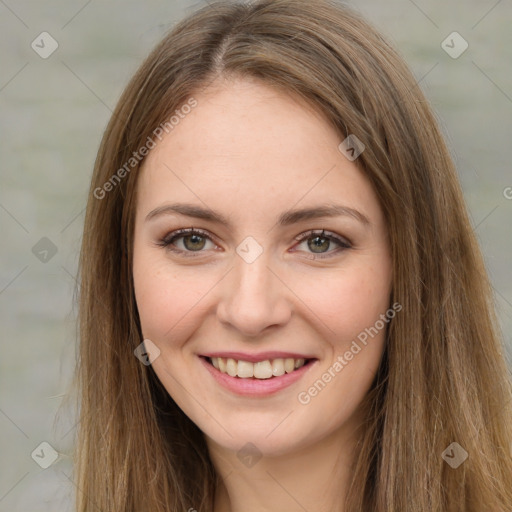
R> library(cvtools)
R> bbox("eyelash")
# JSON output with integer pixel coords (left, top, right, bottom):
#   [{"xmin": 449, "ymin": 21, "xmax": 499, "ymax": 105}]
[{"xmin": 156, "ymin": 228, "xmax": 352, "ymax": 260}]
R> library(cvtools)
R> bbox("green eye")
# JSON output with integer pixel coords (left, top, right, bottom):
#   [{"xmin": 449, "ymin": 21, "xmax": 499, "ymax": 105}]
[
  {"xmin": 157, "ymin": 228, "xmax": 352, "ymax": 259},
  {"xmin": 293, "ymin": 230, "xmax": 352, "ymax": 259}
]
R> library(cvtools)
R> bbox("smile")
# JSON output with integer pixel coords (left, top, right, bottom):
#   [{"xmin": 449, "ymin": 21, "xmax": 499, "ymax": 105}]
[
  {"xmin": 200, "ymin": 355, "xmax": 317, "ymax": 397},
  {"xmin": 209, "ymin": 356, "xmax": 308, "ymax": 379}
]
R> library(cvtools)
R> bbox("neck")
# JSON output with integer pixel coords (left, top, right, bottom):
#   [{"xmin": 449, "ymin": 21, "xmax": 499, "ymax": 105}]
[{"xmin": 206, "ymin": 422, "xmax": 361, "ymax": 512}]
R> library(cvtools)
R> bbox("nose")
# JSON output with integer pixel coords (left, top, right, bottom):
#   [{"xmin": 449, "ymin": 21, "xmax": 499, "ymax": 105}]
[{"xmin": 216, "ymin": 249, "xmax": 292, "ymax": 338}]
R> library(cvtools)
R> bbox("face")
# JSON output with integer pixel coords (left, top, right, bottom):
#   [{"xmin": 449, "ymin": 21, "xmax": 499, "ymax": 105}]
[{"xmin": 132, "ymin": 77, "xmax": 392, "ymax": 457}]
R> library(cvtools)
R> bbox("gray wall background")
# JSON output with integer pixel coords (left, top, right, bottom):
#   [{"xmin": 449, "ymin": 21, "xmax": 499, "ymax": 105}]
[{"xmin": 1, "ymin": 1, "xmax": 511, "ymax": 510}]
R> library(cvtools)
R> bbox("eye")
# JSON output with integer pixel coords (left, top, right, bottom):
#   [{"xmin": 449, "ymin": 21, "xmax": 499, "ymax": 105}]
[
  {"xmin": 156, "ymin": 228, "xmax": 352, "ymax": 259},
  {"xmin": 157, "ymin": 228, "xmax": 217, "ymax": 257},
  {"xmin": 292, "ymin": 230, "xmax": 351, "ymax": 259}
]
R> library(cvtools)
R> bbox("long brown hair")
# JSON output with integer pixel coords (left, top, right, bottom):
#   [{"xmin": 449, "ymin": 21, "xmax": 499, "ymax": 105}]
[{"xmin": 72, "ymin": 0, "xmax": 512, "ymax": 510}]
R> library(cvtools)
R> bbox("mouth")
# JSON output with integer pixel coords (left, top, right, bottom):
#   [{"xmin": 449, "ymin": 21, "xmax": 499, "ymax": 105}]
[
  {"xmin": 203, "ymin": 356, "xmax": 315, "ymax": 379},
  {"xmin": 199, "ymin": 354, "xmax": 318, "ymax": 396}
]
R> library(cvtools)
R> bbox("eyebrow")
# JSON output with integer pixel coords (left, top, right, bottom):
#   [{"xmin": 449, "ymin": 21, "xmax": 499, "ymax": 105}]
[{"xmin": 145, "ymin": 202, "xmax": 371, "ymax": 227}]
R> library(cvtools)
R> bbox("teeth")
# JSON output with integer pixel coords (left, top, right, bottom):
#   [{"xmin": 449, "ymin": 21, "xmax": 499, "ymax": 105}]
[
  {"xmin": 209, "ymin": 357, "xmax": 308, "ymax": 379},
  {"xmin": 254, "ymin": 360, "xmax": 273, "ymax": 379},
  {"xmin": 237, "ymin": 360, "xmax": 254, "ymax": 378},
  {"xmin": 272, "ymin": 359, "xmax": 285, "ymax": 377},
  {"xmin": 284, "ymin": 358, "xmax": 295, "ymax": 373},
  {"xmin": 226, "ymin": 358, "xmax": 237, "ymax": 377}
]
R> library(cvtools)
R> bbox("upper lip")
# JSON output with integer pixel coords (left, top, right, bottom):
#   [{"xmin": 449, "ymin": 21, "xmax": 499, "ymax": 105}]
[{"xmin": 201, "ymin": 351, "xmax": 316, "ymax": 363}]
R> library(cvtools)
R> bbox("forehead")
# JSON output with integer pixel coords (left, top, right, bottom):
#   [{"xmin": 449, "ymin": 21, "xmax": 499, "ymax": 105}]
[{"xmin": 136, "ymin": 77, "xmax": 382, "ymax": 226}]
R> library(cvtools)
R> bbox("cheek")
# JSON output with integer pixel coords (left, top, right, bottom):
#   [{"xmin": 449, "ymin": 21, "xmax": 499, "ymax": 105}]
[
  {"xmin": 291, "ymin": 261, "xmax": 391, "ymax": 344},
  {"xmin": 292, "ymin": 263, "xmax": 391, "ymax": 425},
  {"xmin": 132, "ymin": 252, "xmax": 216, "ymax": 343}
]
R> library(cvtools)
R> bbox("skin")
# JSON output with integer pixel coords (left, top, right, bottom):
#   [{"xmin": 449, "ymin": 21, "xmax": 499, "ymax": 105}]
[{"xmin": 132, "ymin": 76, "xmax": 392, "ymax": 512}]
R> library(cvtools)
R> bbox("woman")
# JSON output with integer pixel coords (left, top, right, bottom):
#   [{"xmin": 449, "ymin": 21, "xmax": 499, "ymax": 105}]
[{"xmin": 74, "ymin": 0, "xmax": 512, "ymax": 510}]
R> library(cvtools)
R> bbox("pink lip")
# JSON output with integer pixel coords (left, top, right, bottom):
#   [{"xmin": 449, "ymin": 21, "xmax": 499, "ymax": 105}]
[
  {"xmin": 199, "ymin": 356, "xmax": 317, "ymax": 397},
  {"xmin": 201, "ymin": 351, "xmax": 314, "ymax": 363}
]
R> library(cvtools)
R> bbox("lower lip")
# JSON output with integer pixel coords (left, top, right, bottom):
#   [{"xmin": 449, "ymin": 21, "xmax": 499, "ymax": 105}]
[{"xmin": 199, "ymin": 357, "xmax": 317, "ymax": 397}]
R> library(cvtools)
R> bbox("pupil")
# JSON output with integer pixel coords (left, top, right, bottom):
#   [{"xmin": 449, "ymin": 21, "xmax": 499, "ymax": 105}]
[
  {"xmin": 309, "ymin": 236, "xmax": 329, "ymax": 253},
  {"xmin": 185, "ymin": 234, "xmax": 205, "ymax": 251}
]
